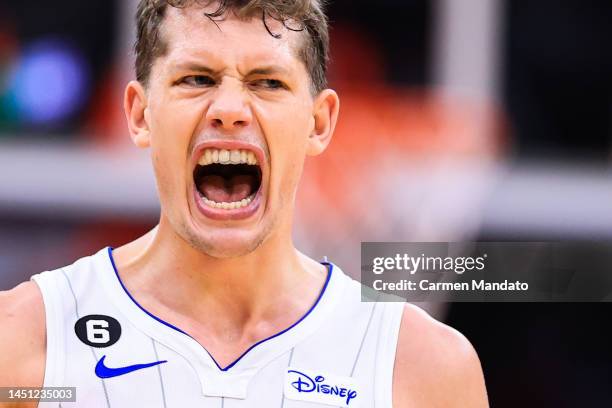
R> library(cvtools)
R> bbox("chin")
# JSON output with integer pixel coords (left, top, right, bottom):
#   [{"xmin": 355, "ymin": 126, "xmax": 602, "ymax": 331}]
[{"xmin": 183, "ymin": 226, "xmax": 268, "ymax": 259}]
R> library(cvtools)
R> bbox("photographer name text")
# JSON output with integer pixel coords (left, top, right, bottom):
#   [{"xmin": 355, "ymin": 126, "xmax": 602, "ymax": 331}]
[{"xmin": 373, "ymin": 279, "xmax": 529, "ymax": 292}]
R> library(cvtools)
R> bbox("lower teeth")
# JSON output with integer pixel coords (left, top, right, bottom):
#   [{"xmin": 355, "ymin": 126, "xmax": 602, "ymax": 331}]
[{"xmin": 201, "ymin": 194, "xmax": 254, "ymax": 210}]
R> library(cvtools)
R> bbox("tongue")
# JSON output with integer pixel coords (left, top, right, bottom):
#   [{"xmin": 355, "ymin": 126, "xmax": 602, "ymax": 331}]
[{"xmin": 200, "ymin": 175, "xmax": 254, "ymax": 203}]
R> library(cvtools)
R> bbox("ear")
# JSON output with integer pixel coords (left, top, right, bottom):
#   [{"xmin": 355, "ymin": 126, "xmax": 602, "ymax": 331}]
[
  {"xmin": 124, "ymin": 80, "xmax": 151, "ymax": 148},
  {"xmin": 306, "ymin": 89, "xmax": 340, "ymax": 156}
]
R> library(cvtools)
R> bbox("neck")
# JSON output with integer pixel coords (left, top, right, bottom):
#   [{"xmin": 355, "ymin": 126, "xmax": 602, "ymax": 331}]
[{"xmin": 112, "ymin": 220, "xmax": 328, "ymax": 335}]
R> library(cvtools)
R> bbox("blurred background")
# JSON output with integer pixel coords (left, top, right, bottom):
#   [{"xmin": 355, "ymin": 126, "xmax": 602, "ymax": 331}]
[{"xmin": 0, "ymin": 0, "xmax": 611, "ymax": 406}]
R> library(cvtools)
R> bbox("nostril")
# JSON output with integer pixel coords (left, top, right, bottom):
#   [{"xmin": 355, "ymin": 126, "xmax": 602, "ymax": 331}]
[{"xmin": 210, "ymin": 119, "xmax": 248, "ymax": 128}]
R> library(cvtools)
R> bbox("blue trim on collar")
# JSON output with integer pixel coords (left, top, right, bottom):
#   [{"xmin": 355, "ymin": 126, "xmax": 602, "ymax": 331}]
[
  {"xmin": 107, "ymin": 247, "xmax": 188, "ymax": 336},
  {"xmin": 219, "ymin": 261, "xmax": 334, "ymax": 371},
  {"xmin": 106, "ymin": 247, "xmax": 334, "ymax": 372}
]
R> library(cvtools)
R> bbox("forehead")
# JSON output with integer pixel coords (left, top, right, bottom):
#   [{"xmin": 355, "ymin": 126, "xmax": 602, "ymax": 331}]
[{"xmin": 158, "ymin": 5, "xmax": 304, "ymax": 70}]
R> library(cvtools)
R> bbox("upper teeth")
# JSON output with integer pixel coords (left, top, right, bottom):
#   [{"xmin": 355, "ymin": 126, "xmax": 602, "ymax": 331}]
[{"xmin": 198, "ymin": 149, "xmax": 258, "ymax": 166}]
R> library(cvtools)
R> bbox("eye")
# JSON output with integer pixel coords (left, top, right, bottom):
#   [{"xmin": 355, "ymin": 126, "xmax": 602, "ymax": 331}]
[
  {"xmin": 251, "ymin": 79, "xmax": 286, "ymax": 90},
  {"xmin": 180, "ymin": 75, "xmax": 215, "ymax": 87}
]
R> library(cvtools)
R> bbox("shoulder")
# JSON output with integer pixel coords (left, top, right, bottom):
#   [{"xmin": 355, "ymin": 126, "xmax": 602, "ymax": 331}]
[
  {"xmin": 0, "ymin": 281, "xmax": 46, "ymax": 388},
  {"xmin": 393, "ymin": 304, "xmax": 488, "ymax": 407}
]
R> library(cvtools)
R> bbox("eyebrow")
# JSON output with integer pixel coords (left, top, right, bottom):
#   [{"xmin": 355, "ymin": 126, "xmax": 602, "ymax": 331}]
[
  {"xmin": 246, "ymin": 66, "xmax": 290, "ymax": 76},
  {"xmin": 171, "ymin": 62, "xmax": 290, "ymax": 77},
  {"xmin": 171, "ymin": 63, "xmax": 218, "ymax": 75}
]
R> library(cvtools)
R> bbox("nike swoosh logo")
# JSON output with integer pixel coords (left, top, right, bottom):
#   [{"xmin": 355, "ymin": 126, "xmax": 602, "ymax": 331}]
[{"xmin": 95, "ymin": 355, "xmax": 167, "ymax": 379}]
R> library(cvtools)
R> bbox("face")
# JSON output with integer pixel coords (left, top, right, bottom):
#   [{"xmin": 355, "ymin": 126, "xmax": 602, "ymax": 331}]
[{"xmin": 125, "ymin": 5, "xmax": 338, "ymax": 258}]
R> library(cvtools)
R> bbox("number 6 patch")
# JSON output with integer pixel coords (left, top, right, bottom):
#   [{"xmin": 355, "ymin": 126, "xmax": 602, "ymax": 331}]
[{"xmin": 75, "ymin": 315, "xmax": 122, "ymax": 348}]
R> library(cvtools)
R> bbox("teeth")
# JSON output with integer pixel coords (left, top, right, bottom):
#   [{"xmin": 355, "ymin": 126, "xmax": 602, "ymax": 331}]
[
  {"xmin": 230, "ymin": 150, "xmax": 241, "ymax": 164},
  {"xmin": 200, "ymin": 194, "xmax": 255, "ymax": 210},
  {"xmin": 247, "ymin": 152, "xmax": 256, "ymax": 165},
  {"xmin": 219, "ymin": 149, "xmax": 230, "ymax": 163},
  {"xmin": 198, "ymin": 148, "xmax": 259, "ymax": 166}
]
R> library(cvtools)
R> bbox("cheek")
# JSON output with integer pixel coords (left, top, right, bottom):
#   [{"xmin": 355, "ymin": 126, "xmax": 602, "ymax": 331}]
[
  {"xmin": 263, "ymin": 101, "xmax": 312, "ymax": 151},
  {"xmin": 147, "ymin": 103, "xmax": 202, "ymax": 198},
  {"xmin": 151, "ymin": 148, "xmax": 176, "ymax": 202},
  {"xmin": 264, "ymin": 104, "xmax": 311, "ymax": 185},
  {"xmin": 150, "ymin": 100, "xmax": 202, "ymax": 148}
]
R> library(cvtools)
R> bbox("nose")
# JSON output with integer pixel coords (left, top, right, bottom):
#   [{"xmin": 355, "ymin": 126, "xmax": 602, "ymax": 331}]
[{"xmin": 206, "ymin": 80, "xmax": 252, "ymax": 131}]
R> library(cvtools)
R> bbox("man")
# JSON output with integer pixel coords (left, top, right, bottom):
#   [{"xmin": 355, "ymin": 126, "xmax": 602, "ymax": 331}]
[{"xmin": 0, "ymin": 0, "xmax": 488, "ymax": 406}]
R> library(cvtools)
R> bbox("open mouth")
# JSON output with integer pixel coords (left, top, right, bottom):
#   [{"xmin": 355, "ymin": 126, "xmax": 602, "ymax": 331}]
[{"xmin": 193, "ymin": 148, "xmax": 262, "ymax": 210}]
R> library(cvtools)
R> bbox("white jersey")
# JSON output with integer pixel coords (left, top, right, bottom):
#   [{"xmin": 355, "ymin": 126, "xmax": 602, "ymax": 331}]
[{"xmin": 31, "ymin": 247, "xmax": 404, "ymax": 408}]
